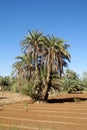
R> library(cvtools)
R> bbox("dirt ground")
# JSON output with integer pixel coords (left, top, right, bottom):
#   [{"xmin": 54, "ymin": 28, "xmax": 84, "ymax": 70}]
[
  {"xmin": 0, "ymin": 91, "xmax": 31, "ymax": 105},
  {"xmin": 0, "ymin": 91, "xmax": 87, "ymax": 130}
]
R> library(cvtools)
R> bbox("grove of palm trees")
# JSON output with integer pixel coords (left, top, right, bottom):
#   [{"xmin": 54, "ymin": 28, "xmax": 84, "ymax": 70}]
[
  {"xmin": 11, "ymin": 30, "xmax": 70, "ymax": 101},
  {"xmin": 9, "ymin": 30, "xmax": 87, "ymax": 102}
]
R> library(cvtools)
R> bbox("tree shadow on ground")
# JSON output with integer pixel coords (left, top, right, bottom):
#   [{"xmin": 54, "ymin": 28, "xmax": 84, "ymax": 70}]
[
  {"xmin": 0, "ymin": 97, "xmax": 7, "ymax": 99},
  {"xmin": 47, "ymin": 97, "xmax": 87, "ymax": 103}
]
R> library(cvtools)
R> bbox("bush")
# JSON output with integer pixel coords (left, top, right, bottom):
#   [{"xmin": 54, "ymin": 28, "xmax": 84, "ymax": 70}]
[
  {"xmin": 0, "ymin": 76, "xmax": 12, "ymax": 91},
  {"xmin": 11, "ymin": 82, "xmax": 20, "ymax": 92},
  {"xmin": 63, "ymin": 79, "xmax": 84, "ymax": 93}
]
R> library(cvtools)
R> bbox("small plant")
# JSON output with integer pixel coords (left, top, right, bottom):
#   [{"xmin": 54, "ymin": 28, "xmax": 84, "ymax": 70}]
[
  {"xmin": 23, "ymin": 101, "xmax": 28, "ymax": 111},
  {"xmin": 74, "ymin": 97, "xmax": 80, "ymax": 103}
]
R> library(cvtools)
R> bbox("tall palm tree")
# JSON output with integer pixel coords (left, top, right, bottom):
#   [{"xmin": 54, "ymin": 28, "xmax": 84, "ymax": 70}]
[
  {"xmin": 42, "ymin": 36, "xmax": 71, "ymax": 100},
  {"xmin": 12, "ymin": 30, "xmax": 71, "ymax": 102},
  {"xmin": 20, "ymin": 30, "xmax": 44, "ymax": 74}
]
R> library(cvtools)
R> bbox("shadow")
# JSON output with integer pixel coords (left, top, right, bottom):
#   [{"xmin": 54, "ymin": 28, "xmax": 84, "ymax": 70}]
[
  {"xmin": 0, "ymin": 97, "xmax": 8, "ymax": 99},
  {"xmin": 47, "ymin": 97, "xmax": 87, "ymax": 103}
]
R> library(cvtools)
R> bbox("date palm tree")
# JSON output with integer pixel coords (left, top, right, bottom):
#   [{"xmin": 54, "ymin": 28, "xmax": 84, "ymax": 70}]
[
  {"xmin": 42, "ymin": 36, "xmax": 71, "ymax": 100},
  {"xmin": 16, "ymin": 55, "xmax": 31, "ymax": 79},
  {"xmin": 12, "ymin": 60, "xmax": 23, "ymax": 79},
  {"xmin": 13, "ymin": 30, "xmax": 71, "ymax": 102},
  {"xmin": 20, "ymin": 30, "xmax": 44, "ymax": 74},
  {"xmin": 57, "ymin": 43, "xmax": 71, "ymax": 77}
]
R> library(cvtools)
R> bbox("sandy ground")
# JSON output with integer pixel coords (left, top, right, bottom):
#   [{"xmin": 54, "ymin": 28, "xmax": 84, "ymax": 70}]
[
  {"xmin": 0, "ymin": 91, "xmax": 31, "ymax": 105},
  {"xmin": 0, "ymin": 91, "xmax": 87, "ymax": 130}
]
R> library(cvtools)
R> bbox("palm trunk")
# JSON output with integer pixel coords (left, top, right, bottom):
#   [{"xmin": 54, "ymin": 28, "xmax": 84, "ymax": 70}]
[
  {"xmin": 59, "ymin": 57, "xmax": 63, "ymax": 77},
  {"xmin": 57, "ymin": 52, "xmax": 63, "ymax": 77},
  {"xmin": 35, "ymin": 43, "xmax": 38, "ymax": 75},
  {"xmin": 43, "ymin": 49, "xmax": 51, "ymax": 101}
]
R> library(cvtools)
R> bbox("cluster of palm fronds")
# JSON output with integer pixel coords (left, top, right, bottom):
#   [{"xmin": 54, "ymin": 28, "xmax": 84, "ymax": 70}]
[{"xmin": 12, "ymin": 30, "xmax": 71, "ymax": 101}]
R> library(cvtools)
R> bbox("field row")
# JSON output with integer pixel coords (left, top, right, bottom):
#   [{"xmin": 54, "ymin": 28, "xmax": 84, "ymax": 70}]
[{"xmin": 0, "ymin": 101, "xmax": 87, "ymax": 130}]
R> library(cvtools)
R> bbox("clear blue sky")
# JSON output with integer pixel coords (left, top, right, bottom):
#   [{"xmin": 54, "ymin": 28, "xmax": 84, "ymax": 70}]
[{"xmin": 0, "ymin": 0, "xmax": 87, "ymax": 77}]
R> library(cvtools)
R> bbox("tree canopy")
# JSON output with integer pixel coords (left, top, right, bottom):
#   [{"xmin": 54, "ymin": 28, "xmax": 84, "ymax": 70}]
[{"xmin": 12, "ymin": 30, "xmax": 71, "ymax": 101}]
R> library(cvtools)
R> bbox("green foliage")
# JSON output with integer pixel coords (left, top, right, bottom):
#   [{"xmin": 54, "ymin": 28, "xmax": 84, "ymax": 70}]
[
  {"xmin": 21, "ymin": 76, "xmax": 43, "ymax": 101},
  {"xmin": 65, "ymin": 69, "xmax": 79, "ymax": 79},
  {"xmin": 11, "ymin": 82, "xmax": 20, "ymax": 93},
  {"xmin": 12, "ymin": 30, "xmax": 71, "ymax": 101},
  {"xmin": 21, "ymin": 80, "xmax": 33, "ymax": 96},
  {"xmin": 0, "ymin": 76, "xmax": 12, "ymax": 91},
  {"xmin": 50, "ymin": 73, "xmax": 64, "ymax": 94},
  {"xmin": 82, "ymin": 71, "xmax": 87, "ymax": 88},
  {"xmin": 63, "ymin": 69, "xmax": 84, "ymax": 93},
  {"xmin": 68, "ymin": 80, "xmax": 84, "ymax": 93}
]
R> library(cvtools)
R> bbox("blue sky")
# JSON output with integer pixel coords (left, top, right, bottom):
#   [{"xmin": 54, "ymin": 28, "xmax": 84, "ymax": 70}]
[{"xmin": 0, "ymin": 0, "xmax": 87, "ymax": 77}]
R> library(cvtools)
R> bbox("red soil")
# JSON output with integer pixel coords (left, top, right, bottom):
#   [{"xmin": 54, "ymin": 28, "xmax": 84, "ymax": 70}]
[{"xmin": 0, "ymin": 92, "xmax": 87, "ymax": 130}]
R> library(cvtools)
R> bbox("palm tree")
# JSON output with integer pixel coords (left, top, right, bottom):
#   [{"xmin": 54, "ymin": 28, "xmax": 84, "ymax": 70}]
[
  {"xmin": 63, "ymin": 69, "xmax": 84, "ymax": 93},
  {"xmin": 65, "ymin": 69, "xmax": 78, "ymax": 79},
  {"xmin": 20, "ymin": 30, "xmax": 44, "ymax": 74},
  {"xmin": 12, "ymin": 30, "xmax": 71, "ymax": 102},
  {"xmin": 55, "ymin": 40, "xmax": 70, "ymax": 77},
  {"xmin": 12, "ymin": 61, "xmax": 23, "ymax": 79},
  {"xmin": 42, "ymin": 36, "xmax": 71, "ymax": 100},
  {"xmin": 42, "ymin": 36, "xmax": 58, "ymax": 100}
]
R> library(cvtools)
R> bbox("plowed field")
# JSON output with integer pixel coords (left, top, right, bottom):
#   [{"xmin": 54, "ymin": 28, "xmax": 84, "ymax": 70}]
[{"xmin": 0, "ymin": 92, "xmax": 87, "ymax": 130}]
